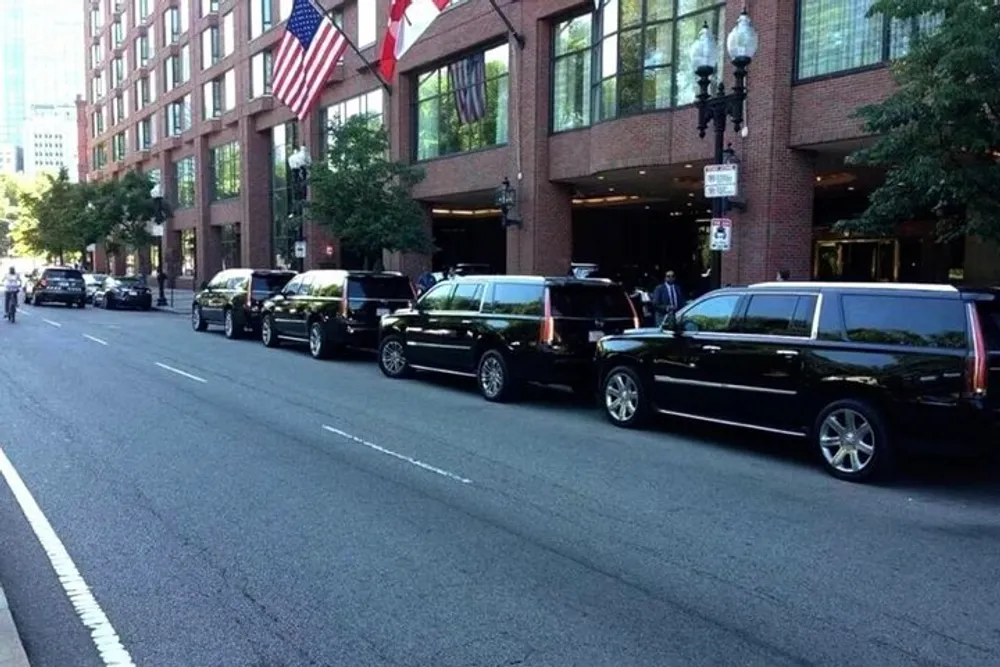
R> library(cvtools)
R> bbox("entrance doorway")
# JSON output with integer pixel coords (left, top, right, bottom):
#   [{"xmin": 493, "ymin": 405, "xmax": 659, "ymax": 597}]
[{"xmin": 431, "ymin": 215, "xmax": 506, "ymax": 273}]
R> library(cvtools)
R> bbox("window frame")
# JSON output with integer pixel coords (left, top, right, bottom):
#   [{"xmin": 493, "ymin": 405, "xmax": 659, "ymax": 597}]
[{"xmin": 210, "ymin": 141, "xmax": 241, "ymax": 201}]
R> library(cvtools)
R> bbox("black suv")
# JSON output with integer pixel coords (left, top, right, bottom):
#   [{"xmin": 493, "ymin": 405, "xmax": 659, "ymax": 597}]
[
  {"xmin": 378, "ymin": 276, "xmax": 640, "ymax": 401},
  {"xmin": 25, "ymin": 267, "xmax": 87, "ymax": 307},
  {"xmin": 192, "ymin": 269, "xmax": 297, "ymax": 338},
  {"xmin": 595, "ymin": 281, "xmax": 1000, "ymax": 482},
  {"xmin": 260, "ymin": 270, "xmax": 415, "ymax": 358}
]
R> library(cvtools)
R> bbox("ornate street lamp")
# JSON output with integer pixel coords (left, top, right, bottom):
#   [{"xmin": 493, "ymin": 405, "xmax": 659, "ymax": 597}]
[
  {"xmin": 690, "ymin": 8, "xmax": 758, "ymax": 289},
  {"xmin": 287, "ymin": 145, "xmax": 312, "ymax": 272},
  {"xmin": 149, "ymin": 182, "xmax": 170, "ymax": 306},
  {"xmin": 494, "ymin": 177, "xmax": 520, "ymax": 227}
]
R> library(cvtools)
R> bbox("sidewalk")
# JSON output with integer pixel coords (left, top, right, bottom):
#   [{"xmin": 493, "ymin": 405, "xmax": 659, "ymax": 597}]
[
  {"xmin": 152, "ymin": 288, "xmax": 194, "ymax": 315},
  {"xmin": 0, "ymin": 586, "xmax": 29, "ymax": 667}
]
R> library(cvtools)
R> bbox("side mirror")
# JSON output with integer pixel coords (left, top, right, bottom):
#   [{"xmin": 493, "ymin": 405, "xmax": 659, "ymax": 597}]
[{"xmin": 199, "ymin": 280, "xmax": 209, "ymax": 290}]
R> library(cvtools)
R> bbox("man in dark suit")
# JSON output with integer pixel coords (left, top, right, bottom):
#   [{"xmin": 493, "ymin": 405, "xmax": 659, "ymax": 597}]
[{"xmin": 652, "ymin": 270, "xmax": 685, "ymax": 326}]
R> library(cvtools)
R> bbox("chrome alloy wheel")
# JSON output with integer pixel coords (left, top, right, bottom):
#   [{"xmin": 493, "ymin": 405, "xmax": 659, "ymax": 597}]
[
  {"xmin": 604, "ymin": 370, "xmax": 639, "ymax": 423},
  {"xmin": 479, "ymin": 355, "xmax": 504, "ymax": 398},
  {"xmin": 819, "ymin": 408, "xmax": 875, "ymax": 474},
  {"xmin": 380, "ymin": 339, "xmax": 406, "ymax": 375},
  {"xmin": 191, "ymin": 306, "xmax": 201, "ymax": 329},
  {"xmin": 262, "ymin": 317, "xmax": 273, "ymax": 345},
  {"xmin": 309, "ymin": 324, "xmax": 323, "ymax": 356},
  {"xmin": 224, "ymin": 310, "xmax": 234, "ymax": 337}
]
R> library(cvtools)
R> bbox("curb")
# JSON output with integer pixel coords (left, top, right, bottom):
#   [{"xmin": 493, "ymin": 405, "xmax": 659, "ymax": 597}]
[{"xmin": 0, "ymin": 585, "xmax": 30, "ymax": 667}]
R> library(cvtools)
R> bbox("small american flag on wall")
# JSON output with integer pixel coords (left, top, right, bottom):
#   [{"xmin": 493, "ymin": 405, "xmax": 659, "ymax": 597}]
[{"xmin": 447, "ymin": 53, "xmax": 487, "ymax": 125}]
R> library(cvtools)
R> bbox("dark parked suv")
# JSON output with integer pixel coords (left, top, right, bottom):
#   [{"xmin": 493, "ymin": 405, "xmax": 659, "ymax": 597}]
[
  {"xmin": 192, "ymin": 269, "xmax": 297, "ymax": 338},
  {"xmin": 595, "ymin": 281, "xmax": 1000, "ymax": 482},
  {"xmin": 260, "ymin": 270, "xmax": 415, "ymax": 358},
  {"xmin": 25, "ymin": 267, "xmax": 87, "ymax": 307},
  {"xmin": 378, "ymin": 276, "xmax": 640, "ymax": 401}
]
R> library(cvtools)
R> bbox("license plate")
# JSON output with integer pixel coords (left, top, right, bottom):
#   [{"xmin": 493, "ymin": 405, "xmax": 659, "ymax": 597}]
[
  {"xmin": 376, "ymin": 308, "xmax": 390, "ymax": 317},
  {"xmin": 588, "ymin": 330, "xmax": 604, "ymax": 342},
  {"xmin": 128, "ymin": 290, "xmax": 138, "ymax": 296}
]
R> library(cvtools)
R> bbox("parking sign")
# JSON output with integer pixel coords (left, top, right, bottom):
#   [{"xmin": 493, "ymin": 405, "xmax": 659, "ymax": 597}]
[{"xmin": 709, "ymin": 218, "xmax": 732, "ymax": 251}]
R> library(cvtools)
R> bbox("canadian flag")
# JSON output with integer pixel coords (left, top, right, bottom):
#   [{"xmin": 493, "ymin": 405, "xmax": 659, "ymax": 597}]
[{"xmin": 378, "ymin": 0, "xmax": 451, "ymax": 81}]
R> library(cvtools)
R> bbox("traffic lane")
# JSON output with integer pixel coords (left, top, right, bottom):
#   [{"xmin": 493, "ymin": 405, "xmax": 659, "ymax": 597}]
[
  {"xmin": 0, "ymin": 313, "xmax": 820, "ymax": 667},
  {"xmin": 28, "ymin": 304, "xmax": 1000, "ymax": 665}
]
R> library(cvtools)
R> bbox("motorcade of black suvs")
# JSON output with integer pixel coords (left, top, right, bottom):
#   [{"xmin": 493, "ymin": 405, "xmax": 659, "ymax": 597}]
[
  {"xmin": 24, "ymin": 266, "xmax": 87, "ymax": 307},
  {"xmin": 83, "ymin": 273, "xmax": 108, "ymax": 303},
  {"xmin": 259, "ymin": 270, "xmax": 415, "ymax": 358},
  {"xmin": 191, "ymin": 269, "xmax": 297, "ymax": 339},
  {"xmin": 377, "ymin": 275, "xmax": 641, "ymax": 401},
  {"xmin": 594, "ymin": 281, "xmax": 1000, "ymax": 482},
  {"xmin": 93, "ymin": 276, "xmax": 153, "ymax": 310}
]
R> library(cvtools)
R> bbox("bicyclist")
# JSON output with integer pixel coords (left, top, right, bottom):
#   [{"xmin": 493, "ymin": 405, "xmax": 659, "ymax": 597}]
[{"xmin": 4, "ymin": 266, "xmax": 22, "ymax": 318}]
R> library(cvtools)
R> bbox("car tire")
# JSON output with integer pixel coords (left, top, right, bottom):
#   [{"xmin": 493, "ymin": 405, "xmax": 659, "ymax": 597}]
[
  {"xmin": 477, "ymin": 350, "xmax": 516, "ymax": 402},
  {"xmin": 601, "ymin": 365, "xmax": 648, "ymax": 428},
  {"xmin": 77, "ymin": 299, "xmax": 86, "ymax": 308},
  {"xmin": 814, "ymin": 398, "xmax": 893, "ymax": 483},
  {"xmin": 261, "ymin": 314, "xmax": 280, "ymax": 347},
  {"xmin": 191, "ymin": 304, "xmax": 207, "ymax": 331},
  {"xmin": 223, "ymin": 308, "xmax": 241, "ymax": 340},
  {"xmin": 378, "ymin": 335, "xmax": 411, "ymax": 378},
  {"xmin": 106, "ymin": 296, "xmax": 116, "ymax": 310},
  {"xmin": 308, "ymin": 321, "xmax": 330, "ymax": 359}
]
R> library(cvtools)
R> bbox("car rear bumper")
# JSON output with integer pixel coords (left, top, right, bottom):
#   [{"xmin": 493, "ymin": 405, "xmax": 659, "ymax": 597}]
[
  {"xmin": 36, "ymin": 290, "xmax": 85, "ymax": 303},
  {"xmin": 895, "ymin": 401, "xmax": 1000, "ymax": 454}
]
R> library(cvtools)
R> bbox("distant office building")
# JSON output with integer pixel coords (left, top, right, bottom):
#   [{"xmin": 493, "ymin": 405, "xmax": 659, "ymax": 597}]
[
  {"xmin": 22, "ymin": 104, "xmax": 78, "ymax": 180},
  {"xmin": 23, "ymin": 0, "xmax": 85, "ymax": 107},
  {"xmin": 0, "ymin": 144, "xmax": 21, "ymax": 175},
  {"xmin": 0, "ymin": 0, "xmax": 26, "ymax": 149}
]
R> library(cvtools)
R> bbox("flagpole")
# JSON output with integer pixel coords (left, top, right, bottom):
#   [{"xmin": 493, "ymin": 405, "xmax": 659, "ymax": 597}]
[
  {"xmin": 322, "ymin": 8, "xmax": 393, "ymax": 95},
  {"xmin": 486, "ymin": 0, "xmax": 524, "ymax": 48}
]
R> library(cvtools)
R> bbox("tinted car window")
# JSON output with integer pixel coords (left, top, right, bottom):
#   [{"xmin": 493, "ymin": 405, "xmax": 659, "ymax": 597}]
[
  {"xmin": 739, "ymin": 294, "xmax": 816, "ymax": 336},
  {"xmin": 311, "ymin": 272, "xmax": 342, "ymax": 298},
  {"xmin": 251, "ymin": 273, "xmax": 294, "ymax": 298},
  {"xmin": 281, "ymin": 275, "xmax": 304, "ymax": 295},
  {"xmin": 842, "ymin": 295, "xmax": 966, "ymax": 349},
  {"xmin": 485, "ymin": 282, "xmax": 544, "ymax": 316},
  {"xmin": 550, "ymin": 284, "xmax": 633, "ymax": 319},
  {"xmin": 419, "ymin": 283, "xmax": 454, "ymax": 310},
  {"xmin": 450, "ymin": 282, "xmax": 484, "ymax": 311},
  {"xmin": 680, "ymin": 294, "xmax": 741, "ymax": 332},
  {"xmin": 348, "ymin": 276, "xmax": 412, "ymax": 300},
  {"xmin": 45, "ymin": 269, "xmax": 83, "ymax": 280}
]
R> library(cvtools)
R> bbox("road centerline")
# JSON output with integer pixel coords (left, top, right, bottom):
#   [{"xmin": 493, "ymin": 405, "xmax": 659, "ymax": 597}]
[
  {"xmin": 321, "ymin": 424, "xmax": 472, "ymax": 484},
  {"xmin": 83, "ymin": 334, "xmax": 109, "ymax": 346},
  {"xmin": 0, "ymin": 447, "xmax": 137, "ymax": 667},
  {"xmin": 154, "ymin": 362, "xmax": 207, "ymax": 384},
  {"xmin": 42, "ymin": 319, "xmax": 62, "ymax": 328}
]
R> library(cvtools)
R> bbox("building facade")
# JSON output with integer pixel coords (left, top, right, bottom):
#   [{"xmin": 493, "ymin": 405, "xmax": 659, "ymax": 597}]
[
  {"xmin": 82, "ymin": 0, "xmax": 998, "ymax": 289},
  {"xmin": 0, "ymin": 0, "xmax": 27, "ymax": 151},
  {"xmin": 22, "ymin": 104, "xmax": 80, "ymax": 179}
]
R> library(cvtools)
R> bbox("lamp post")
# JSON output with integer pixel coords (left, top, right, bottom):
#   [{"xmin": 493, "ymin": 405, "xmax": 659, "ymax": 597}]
[
  {"xmin": 150, "ymin": 182, "xmax": 169, "ymax": 306},
  {"xmin": 690, "ymin": 9, "xmax": 758, "ymax": 290},
  {"xmin": 288, "ymin": 145, "xmax": 312, "ymax": 272},
  {"xmin": 494, "ymin": 177, "xmax": 519, "ymax": 227}
]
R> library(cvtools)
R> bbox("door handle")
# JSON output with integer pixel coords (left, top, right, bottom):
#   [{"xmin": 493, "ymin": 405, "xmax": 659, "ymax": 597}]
[
  {"xmin": 701, "ymin": 344, "xmax": 721, "ymax": 352},
  {"xmin": 460, "ymin": 319, "xmax": 473, "ymax": 325},
  {"xmin": 775, "ymin": 349, "xmax": 799, "ymax": 357}
]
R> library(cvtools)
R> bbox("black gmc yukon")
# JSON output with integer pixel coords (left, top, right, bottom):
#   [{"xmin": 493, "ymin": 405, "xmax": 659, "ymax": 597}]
[{"xmin": 595, "ymin": 282, "xmax": 1000, "ymax": 482}]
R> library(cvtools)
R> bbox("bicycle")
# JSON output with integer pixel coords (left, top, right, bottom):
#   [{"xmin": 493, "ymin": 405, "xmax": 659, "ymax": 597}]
[{"xmin": 5, "ymin": 289, "xmax": 18, "ymax": 323}]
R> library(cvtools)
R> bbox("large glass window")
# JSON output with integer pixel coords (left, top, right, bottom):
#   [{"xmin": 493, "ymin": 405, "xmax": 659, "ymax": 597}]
[
  {"xmin": 270, "ymin": 122, "xmax": 299, "ymax": 269},
  {"xmin": 796, "ymin": 0, "xmax": 942, "ymax": 80},
  {"xmin": 251, "ymin": 0, "xmax": 273, "ymax": 39},
  {"xmin": 321, "ymin": 89, "xmax": 384, "ymax": 153},
  {"xmin": 251, "ymin": 50, "xmax": 273, "ymax": 97},
  {"xmin": 414, "ymin": 44, "xmax": 509, "ymax": 160},
  {"xmin": 358, "ymin": 0, "xmax": 377, "ymax": 46},
  {"xmin": 174, "ymin": 156, "xmax": 196, "ymax": 208},
  {"xmin": 211, "ymin": 142, "xmax": 240, "ymax": 200},
  {"xmin": 553, "ymin": 14, "xmax": 593, "ymax": 131}
]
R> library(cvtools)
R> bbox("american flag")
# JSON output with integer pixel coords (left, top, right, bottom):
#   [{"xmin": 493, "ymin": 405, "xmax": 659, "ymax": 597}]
[
  {"xmin": 273, "ymin": 0, "xmax": 348, "ymax": 120},
  {"xmin": 447, "ymin": 53, "xmax": 487, "ymax": 125}
]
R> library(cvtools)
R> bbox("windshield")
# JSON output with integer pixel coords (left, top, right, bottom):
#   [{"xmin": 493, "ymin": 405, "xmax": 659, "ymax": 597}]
[
  {"xmin": 84, "ymin": 274, "xmax": 107, "ymax": 285},
  {"xmin": 348, "ymin": 276, "xmax": 413, "ymax": 300},
  {"xmin": 251, "ymin": 273, "xmax": 293, "ymax": 295},
  {"xmin": 550, "ymin": 284, "xmax": 634, "ymax": 319},
  {"xmin": 45, "ymin": 269, "xmax": 83, "ymax": 280}
]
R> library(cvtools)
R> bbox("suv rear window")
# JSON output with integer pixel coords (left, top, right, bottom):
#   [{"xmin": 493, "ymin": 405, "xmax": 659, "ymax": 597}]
[
  {"xmin": 347, "ymin": 276, "xmax": 412, "ymax": 300},
  {"xmin": 251, "ymin": 273, "xmax": 293, "ymax": 296},
  {"xmin": 550, "ymin": 284, "xmax": 634, "ymax": 319},
  {"xmin": 45, "ymin": 269, "xmax": 83, "ymax": 280},
  {"xmin": 841, "ymin": 294, "xmax": 967, "ymax": 349}
]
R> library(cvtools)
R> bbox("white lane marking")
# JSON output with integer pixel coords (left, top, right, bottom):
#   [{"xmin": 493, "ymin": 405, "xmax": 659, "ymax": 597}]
[
  {"xmin": 154, "ymin": 362, "xmax": 207, "ymax": 383},
  {"xmin": 0, "ymin": 448, "xmax": 136, "ymax": 666},
  {"xmin": 83, "ymin": 334, "xmax": 109, "ymax": 346},
  {"xmin": 321, "ymin": 424, "xmax": 472, "ymax": 484},
  {"xmin": 16, "ymin": 308, "xmax": 30, "ymax": 316},
  {"xmin": 43, "ymin": 318, "xmax": 62, "ymax": 327}
]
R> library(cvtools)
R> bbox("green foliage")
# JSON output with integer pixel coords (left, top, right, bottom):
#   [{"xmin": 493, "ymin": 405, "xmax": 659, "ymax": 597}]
[
  {"xmin": 13, "ymin": 168, "xmax": 157, "ymax": 263},
  {"xmin": 840, "ymin": 0, "xmax": 1000, "ymax": 241},
  {"xmin": 309, "ymin": 114, "xmax": 434, "ymax": 269}
]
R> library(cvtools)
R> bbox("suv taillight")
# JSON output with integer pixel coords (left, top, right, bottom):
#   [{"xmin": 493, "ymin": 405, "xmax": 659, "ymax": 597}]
[
  {"xmin": 967, "ymin": 303, "xmax": 988, "ymax": 397},
  {"xmin": 539, "ymin": 287, "xmax": 556, "ymax": 344}
]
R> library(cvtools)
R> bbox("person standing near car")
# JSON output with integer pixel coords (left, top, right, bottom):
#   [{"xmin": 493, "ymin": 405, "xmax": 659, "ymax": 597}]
[{"xmin": 651, "ymin": 270, "xmax": 685, "ymax": 326}]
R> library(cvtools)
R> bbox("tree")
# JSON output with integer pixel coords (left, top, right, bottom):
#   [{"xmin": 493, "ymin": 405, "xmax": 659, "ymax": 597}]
[
  {"xmin": 840, "ymin": 1, "xmax": 1000, "ymax": 241},
  {"xmin": 92, "ymin": 169, "xmax": 158, "ymax": 257},
  {"xmin": 16, "ymin": 169, "xmax": 81, "ymax": 263},
  {"xmin": 309, "ymin": 114, "xmax": 434, "ymax": 269}
]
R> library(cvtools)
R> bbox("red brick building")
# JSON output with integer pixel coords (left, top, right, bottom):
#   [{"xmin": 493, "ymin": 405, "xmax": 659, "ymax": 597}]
[{"xmin": 82, "ymin": 0, "xmax": 998, "ymax": 289}]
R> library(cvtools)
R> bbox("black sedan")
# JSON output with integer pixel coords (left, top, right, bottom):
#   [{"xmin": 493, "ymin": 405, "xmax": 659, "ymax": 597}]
[
  {"xmin": 93, "ymin": 276, "xmax": 153, "ymax": 310},
  {"xmin": 83, "ymin": 273, "xmax": 108, "ymax": 303}
]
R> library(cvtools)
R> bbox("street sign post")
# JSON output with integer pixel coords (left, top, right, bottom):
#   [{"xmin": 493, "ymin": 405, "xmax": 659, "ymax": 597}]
[
  {"xmin": 709, "ymin": 218, "xmax": 732, "ymax": 252},
  {"xmin": 294, "ymin": 240, "xmax": 307, "ymax": 259},
  {"xmin": 703, "ymin": 164, "xmax": 738, "ymax": 198}
]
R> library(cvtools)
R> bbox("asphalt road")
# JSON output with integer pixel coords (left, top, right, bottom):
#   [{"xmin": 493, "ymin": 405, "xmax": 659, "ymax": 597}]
[{"xmin": 1, "ymin": 302, "xmax": 999, "ymax": 667}]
